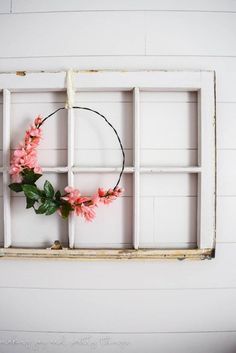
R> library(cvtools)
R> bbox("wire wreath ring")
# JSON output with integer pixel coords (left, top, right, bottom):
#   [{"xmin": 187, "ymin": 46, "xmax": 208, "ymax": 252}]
[{"xmin": 9, "ymin": 107, "xmax": 125, "ymax": 221}]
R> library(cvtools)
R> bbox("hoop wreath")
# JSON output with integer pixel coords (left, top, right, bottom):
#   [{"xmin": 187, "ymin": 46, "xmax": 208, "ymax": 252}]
[{"xmin": 9, "ymin": 107, "xmax": 125, "ymax": 221}]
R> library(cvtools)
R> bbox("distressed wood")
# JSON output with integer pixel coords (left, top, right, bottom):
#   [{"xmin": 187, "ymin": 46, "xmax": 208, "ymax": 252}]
[
  {"xmin": 197, "ymin": 72, "xmax": 216, "ymax": 248},
  {"xmin": 0, "ymin": 70, "xmax": 216, "ymax": 258},
  {"xmin": 133, "ymin": 87, "xmax": 140, "ymax": 249},
  {"xmin": 3, "ymin": 89, "xmax": 11, "ymax": 248},
  {"xmin": 0, "ymin": 247, "xmax": 214, "ymax": 260},
  {"xmin": 0, "ymin": 71, "xmax": 203, "ymax": 91},
  {"xmin": 68, "ymin": 108, "xmax": 75, "ymax": 248}
]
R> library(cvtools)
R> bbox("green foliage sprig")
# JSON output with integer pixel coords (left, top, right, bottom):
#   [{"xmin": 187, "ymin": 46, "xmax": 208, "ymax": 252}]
[{"xmin": 9, "ymin": 169, "xmax": 73, "ymax": 218}]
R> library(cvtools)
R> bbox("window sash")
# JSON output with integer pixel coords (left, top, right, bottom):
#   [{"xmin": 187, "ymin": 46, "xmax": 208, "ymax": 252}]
[{"xmin": 0, "ymin": 71, "xmax": 216, "ymax": 259}]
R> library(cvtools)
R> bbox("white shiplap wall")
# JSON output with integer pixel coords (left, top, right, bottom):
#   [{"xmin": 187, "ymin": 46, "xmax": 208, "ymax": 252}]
[{"xmin": 0, "ymin": 1, "xmax": 236, "ymax": 352}]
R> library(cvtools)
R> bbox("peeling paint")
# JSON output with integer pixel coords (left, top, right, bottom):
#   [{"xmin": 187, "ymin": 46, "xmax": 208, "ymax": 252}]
[
  {"xmin": 0, "ymin": 248, "xmax": 214, "ymax": 261},
  {"xmin": 16, "ymin": 71, "xmax": 26, "ymax": 76}
]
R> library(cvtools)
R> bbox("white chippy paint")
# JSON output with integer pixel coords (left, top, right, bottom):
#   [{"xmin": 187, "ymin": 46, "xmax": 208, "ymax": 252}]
[
  {"xmin": 67, "ymin": 108, "xmax": 75, "ymax": 248},
  {"xmin": 0, "ymin": 70, "xmax": 216, "ymax": 254},
  {"xmin": 133, "ymin": 87, "xmax": 140, "ymax": 249},
  {"xmin": 2, "ymin": 89, "xmax": 11, "ymax": 247}
]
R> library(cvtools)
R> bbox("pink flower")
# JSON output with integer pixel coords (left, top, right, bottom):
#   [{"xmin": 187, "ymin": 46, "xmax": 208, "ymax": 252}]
[
  {"xmin": 60, "ymin": 185, "xmax": 124, "ymax": 221},
  {"xmin": 10, "ymin": 116, "xmax": 43, "ymax": 182},
  {"xmin": 29, "ymin": 127, "xmax": 42, "ymax": 137},
  {"xmin": 34, "ymin": 166, "xmax": 42, "ymax": 174},
  {"xmin": 34, "ymin": 115, "xmax": 43, "ymax": 126},
  {"xmin": 98, "ymin": 188, "xmax": 106, "ymax": 197},
  {"xmin": 10, "ymin": 165, "xmax": 23, "ymax": 182},
  {"xmin": 13, "ymin": 149, "xmax": 26, "ymax": 158},
  {"xmin": 62, "ymin": 186, "xmax": 81, "ymax": 204},
  {"xmin": 74, "ymin": 203, "xmax": 96, "ymax": 222},
  {"xmin": 98, "ymin": 187, "xmax": 123, "ymax": 205}
]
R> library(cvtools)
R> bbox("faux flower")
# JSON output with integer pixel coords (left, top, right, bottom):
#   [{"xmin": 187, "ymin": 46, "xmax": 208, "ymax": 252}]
[
  {"xmin": 62, "ymin": 186, "xmax": 123, "ymax": 221},
  {"xmin": 98, "ymin": 187, "xmax": 123, "ymax": 204},
  {"xmin": 10, "ymin": 116, "xmax": 43, "ymax": 182},
  {"xmin": 9, "ymin": 113, "xmax": 124, "ymax": 222}
]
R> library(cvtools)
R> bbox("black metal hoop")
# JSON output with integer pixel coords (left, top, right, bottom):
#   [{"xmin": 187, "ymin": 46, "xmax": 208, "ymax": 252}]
[{"xmin": 39, "ymin": 106, "xmax": 125, "ymax": 190}]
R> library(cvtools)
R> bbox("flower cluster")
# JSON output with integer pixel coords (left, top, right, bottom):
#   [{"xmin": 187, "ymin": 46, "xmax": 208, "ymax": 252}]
[
  {"xmin": 10, "ymin": 116, "xmax": 43, "ymax": 182},
  {"xmin": 62, "ymin": 186, "xmax": 123, "ymax": 221},
  {"xmin": 9, "ymin": 114, "xmax": 124, "ymax": 222}
]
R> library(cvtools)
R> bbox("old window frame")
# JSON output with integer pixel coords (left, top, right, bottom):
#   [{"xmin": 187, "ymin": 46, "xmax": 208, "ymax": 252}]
[{"xmin": 0, "ymin": 70, "xmax": 216, "ymax": 260}]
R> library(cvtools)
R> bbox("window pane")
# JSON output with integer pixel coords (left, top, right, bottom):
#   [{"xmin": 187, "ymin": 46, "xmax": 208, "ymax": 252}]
[
  {"xmin": 10, "ymin": 173, "xmax": 68, "ymax": 248},
  {"xmin": 140, "ymin": 91, "xmax": 198, "ymax": 167},
  {"xmin": 139, "ymin": 173, "xmax": 197, "ymax": 248},
  {"xmin": 74, "ymin": 91, "xmax": 133, "ymax": 167},
  {"xmin": 74, "ymin": 173, "xmax": 133, "ymax": 248},
  {"xmin": 11, "ymin": 92, "xmax": 68, "ymax": 167}
]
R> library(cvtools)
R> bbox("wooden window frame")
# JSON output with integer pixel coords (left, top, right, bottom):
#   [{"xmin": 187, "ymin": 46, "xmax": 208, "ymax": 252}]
[{"xmin": 0, "ymin": 70, "xmax": 216, "ymax": 260}]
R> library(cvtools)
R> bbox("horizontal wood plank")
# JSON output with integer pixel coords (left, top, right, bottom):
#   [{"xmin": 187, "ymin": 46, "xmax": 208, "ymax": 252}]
[
  {"xmin": 11, "ymin": 0, "xmax": 236, "ymax": 13},
  {"xmin": 146, "ymin": 12, "xmax": 236, "ymax": 56},
  {"xmin": 1, "ymin": 12, "xmax": 235, "ymax": 57},
  {"xmin": 0, "ymin": 13, "xmax": 146, "ymax": 57},
  {"xmin": 0, "ymin": 286, "xmax": 236, "ymax": 332}
]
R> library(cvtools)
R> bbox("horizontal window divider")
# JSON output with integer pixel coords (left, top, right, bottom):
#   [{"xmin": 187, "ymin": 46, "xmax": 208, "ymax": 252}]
[
  {"xmin": 72, "ymin": 166, "xmax": 134, "ymax": 173},
  {"xmin": 140, "ymin": 167, "xmax": 201, "ymax": 173},
  {"xmin": 42, "ymin": 167, "xmax": 69, "ymax": 173},
  {"xmin": 2, "ymin": 166, "xmax": 202, "ymax": 174}
]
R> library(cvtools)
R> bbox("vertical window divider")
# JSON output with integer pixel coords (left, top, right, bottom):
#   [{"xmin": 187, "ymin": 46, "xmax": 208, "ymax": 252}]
[
  {"xmin": 196, "ymin": 72, "xmax": 216, "ymax": 249},
  {"xmin": 3, "ymin": 89, "xmax": 11, "ymax": 248},
  {"xmin": 67, "ymin": 107, "xmax": 75, "ymax": 248},
  {"xmin": 133, "ymin": 87, "xmax": 140, "ymax": 250}
]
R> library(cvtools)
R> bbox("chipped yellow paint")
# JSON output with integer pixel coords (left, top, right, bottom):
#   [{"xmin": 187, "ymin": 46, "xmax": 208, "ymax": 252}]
[
  {"xmin": 0, "ymin": 248, "xmax": 214, "ymax": 261},
  {"xmin": 16, "ymin": 71, "xmax": 26, "ymax": 76}
]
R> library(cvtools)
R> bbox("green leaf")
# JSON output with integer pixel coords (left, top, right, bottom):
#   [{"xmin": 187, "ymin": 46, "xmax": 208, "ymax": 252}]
[
  {"xmin": 55, "ymin": 190, "xmax": 61, "ymax": 201},
  {"xmin": 45, "ymin": 204, "xmax": 58, "ymax": 216},
  {"xmin": 8, "ymin": 183, "xmax": 23, "ymax": 192},
  {"xmin": 22, "ymin": 184, "xmax": 41, "ymax": 201},
  {"xmin": 26, "ymin": 197, "xmax": 35, "ymax": 209},
  {"xmin": 60, "ymin": 202, "xmax": 73, "ymax": 219},
  {"xmin": 35, "ymin": 200, "xmax": 58, "ymax": 215},
  {"xmin": 35, "ymin": 202, "xmax": 49, "ymax": 214},
  {"xmin": 22, "ymin": 169, "xmax": 42, "ymax": 184},
  {"xmin": 44, "ymin": 180, "xmax": 54, "ymax": 198}
]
